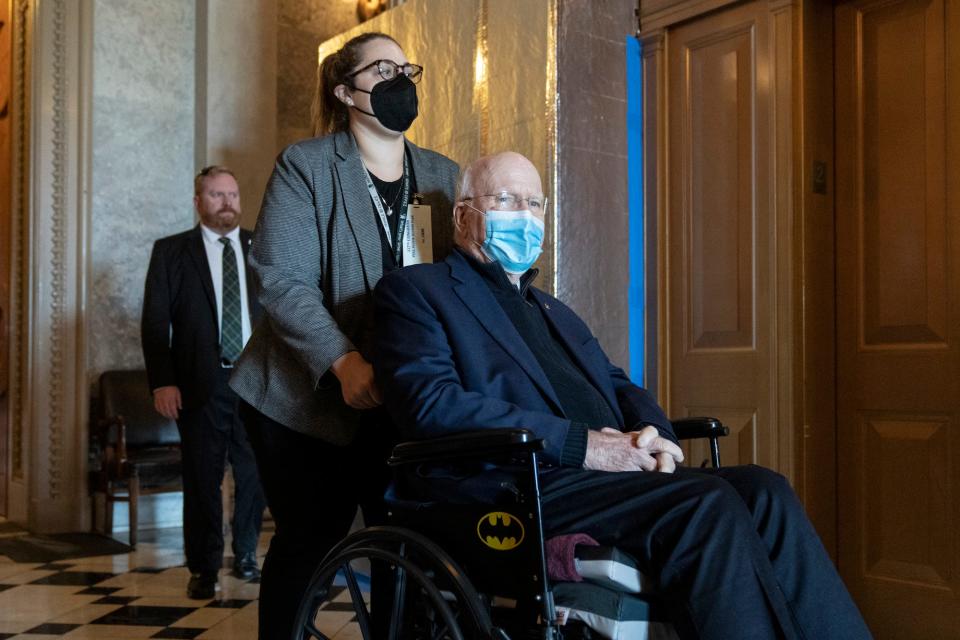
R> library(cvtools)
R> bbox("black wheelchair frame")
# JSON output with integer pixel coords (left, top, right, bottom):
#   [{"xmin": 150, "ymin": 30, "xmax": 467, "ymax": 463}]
[{"xmin": 293, "ymin": 418, "xmax": 729, "ymax": 640}]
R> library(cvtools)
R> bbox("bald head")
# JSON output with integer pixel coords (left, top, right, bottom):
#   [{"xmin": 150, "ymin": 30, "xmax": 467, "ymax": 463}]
[
  {"xmin": 453, "ymin": 152, "xmax": 545, "ymax": 260},
  {"xmin": 456, "ymin": 151, "xmax": 542, "ymax": 203}
]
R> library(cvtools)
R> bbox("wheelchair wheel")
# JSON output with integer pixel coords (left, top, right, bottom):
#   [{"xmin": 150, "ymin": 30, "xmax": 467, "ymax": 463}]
[{"xmin": 293, "ymin": 526, "xmax": 505, "ymax": 640}]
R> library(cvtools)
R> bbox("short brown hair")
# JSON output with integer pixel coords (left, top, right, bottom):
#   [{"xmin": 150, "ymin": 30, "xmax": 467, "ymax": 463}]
[
  {"xmin": 194, "ymin": 165, "xmax": 237, "ymax": 195},
  {"xmin": 311, "ymin": 32, "xmax": 400, "ymax": 137}
]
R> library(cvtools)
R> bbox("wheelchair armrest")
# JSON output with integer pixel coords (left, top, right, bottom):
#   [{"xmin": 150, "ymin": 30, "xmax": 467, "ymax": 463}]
[
  {"xmin": 388, "ymin": 428, "xmax": 545, "ymax": 467},
  {"xmin": 671, "ymin": 417, "xmax": 729, "ymax": 441}
]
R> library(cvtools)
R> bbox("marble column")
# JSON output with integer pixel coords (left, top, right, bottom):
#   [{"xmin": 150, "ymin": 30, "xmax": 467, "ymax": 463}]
[{"xmin": 89, "ymin": 0, "xmax": 196, "ymax": 382}]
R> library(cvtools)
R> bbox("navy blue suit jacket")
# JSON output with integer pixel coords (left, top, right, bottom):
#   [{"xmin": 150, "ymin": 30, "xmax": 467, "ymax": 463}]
[{"xmin": 373, "ymin": 250, "xmax": 675, "ymax": 467}]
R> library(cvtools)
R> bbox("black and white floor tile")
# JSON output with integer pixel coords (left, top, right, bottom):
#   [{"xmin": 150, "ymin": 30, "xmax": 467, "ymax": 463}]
[{"xmin": 0, "ymin": 521, "xmax": 362, "ymax": 639}]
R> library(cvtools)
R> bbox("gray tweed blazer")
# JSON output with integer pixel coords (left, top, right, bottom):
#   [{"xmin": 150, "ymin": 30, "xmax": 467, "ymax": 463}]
[{"xmin": 229, "ymin": 131, "xmax": 458, "ymax": 444}]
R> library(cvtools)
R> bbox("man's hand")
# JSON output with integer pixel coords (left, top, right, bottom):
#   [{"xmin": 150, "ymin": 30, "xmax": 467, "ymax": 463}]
[
  {"xmin": 654, "ymin": 451, "xmax": 677, "ymax": 473},
  {"xmin": 331, "ymin": 351, "xmax": 383, "ymax": 409},
  {"xmin": 583, "ymin": 426, "xmax": 684, "ymax": 473},
  {"xmin": 153, "ymin": 386, "xmax": 182, "ymax": 420}
]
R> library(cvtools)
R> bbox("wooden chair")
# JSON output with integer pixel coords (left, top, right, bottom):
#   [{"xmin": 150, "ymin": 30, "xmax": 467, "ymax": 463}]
[{"xmin": 92, "ymin": 370, "xmax": 181, "ymax": 547}]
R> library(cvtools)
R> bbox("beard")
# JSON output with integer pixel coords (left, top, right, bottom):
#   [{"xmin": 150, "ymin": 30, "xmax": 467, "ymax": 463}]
[{"xmin": 206, "ymin": 207, "xmax": 239, "ymax": 230}]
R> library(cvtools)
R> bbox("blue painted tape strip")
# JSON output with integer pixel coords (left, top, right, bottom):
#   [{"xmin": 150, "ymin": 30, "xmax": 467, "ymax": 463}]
[{"xmin": 626, "ymin": 36, "xmax": 645, "ymax": 384}]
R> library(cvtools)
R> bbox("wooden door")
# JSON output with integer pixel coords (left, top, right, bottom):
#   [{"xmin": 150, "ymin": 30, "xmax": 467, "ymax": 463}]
[
  {"xmin": 835, "ymin": 0, "xmax": 960, "ymax": 637},
  {"xmin": 665, "ymin": 1, "xmax": 778, "ymax": 469}
]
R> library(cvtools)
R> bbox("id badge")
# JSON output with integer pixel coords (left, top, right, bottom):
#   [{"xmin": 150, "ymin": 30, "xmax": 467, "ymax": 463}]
[{"xmin": 401, "ymin": 204, "xmax": 433, "ymax": 265}]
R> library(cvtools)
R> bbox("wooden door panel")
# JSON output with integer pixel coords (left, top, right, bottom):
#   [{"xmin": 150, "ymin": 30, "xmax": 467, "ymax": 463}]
[
  {"xmin": 860, "ymin": 0, "xmax": 948, "ymax": 348},
  {"xmin": 836, "ymin": 0, "xmax": 960, "ymax": 636},
  {"xmin": 687, "ymin": 26, "xmax": 755, "ymax": 352},
  {"xmin": 861, "ymin": 415, "xmax": 952, "ymax": 587}
]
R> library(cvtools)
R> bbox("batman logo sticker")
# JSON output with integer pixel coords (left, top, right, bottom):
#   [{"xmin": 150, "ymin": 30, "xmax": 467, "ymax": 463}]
[{"xmin": 477, "ymin": 511, "xmax": 525, "ymax": 551}]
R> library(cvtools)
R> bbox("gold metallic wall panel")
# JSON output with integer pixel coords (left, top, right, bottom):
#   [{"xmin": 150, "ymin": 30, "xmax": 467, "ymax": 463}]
[
  {"xmin": 319, "ymin": 1, "xmax": 482, "ymax": 166},
  {"xmin": 486, "ymin": 0, "xmax": 555, "ymax": 287},
  {"xmin": 318, "ymin": 0, "xmax": 558, "ymax": 292}
]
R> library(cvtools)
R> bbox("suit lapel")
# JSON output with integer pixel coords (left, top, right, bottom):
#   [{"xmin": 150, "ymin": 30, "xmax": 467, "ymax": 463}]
[
  {"xmin": 333, "ymin": 131, "xmax": 382, "ymax": 291},
  {"xmin": 449, "ymin": 253, "xmax": 564, "ymax": 414},
  {"xmin": 186, "ymin": 226, "xmax": 217, "ymax": 322},
  {"xmin": 529, "ymin": 288, "xmax": 623, "ymax": 423}
]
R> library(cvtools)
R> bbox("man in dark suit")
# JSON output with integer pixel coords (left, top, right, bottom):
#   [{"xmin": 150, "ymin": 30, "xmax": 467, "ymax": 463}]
[
  {"xmin": 373, "ymin": 152, "xmax": 872, "ymax": 639},
  {"xmin": 142, "ymin": 165, "xmax": 266, "ymax": 600}
]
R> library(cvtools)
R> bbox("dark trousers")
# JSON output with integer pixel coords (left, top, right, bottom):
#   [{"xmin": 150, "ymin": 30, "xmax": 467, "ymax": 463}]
[
  {"xmin": 177, "ymin": 369, "xmax": 266, "ymax": 575},
  {"xmin": 540, "ymin": 464, "xmax": 872, "ymax": 640},
  {"xmin": 240, "ymin": 402, "xmax": 393, "ymax": 640}
]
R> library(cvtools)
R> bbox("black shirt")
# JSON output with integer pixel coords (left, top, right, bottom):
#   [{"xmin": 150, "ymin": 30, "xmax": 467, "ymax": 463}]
[
  {"xmin": 370, "ymin": 172, "xmax": 403, "ymax": 273},
  {"xmin": 459, "ymin": 250, "xmax": 618, "ymax": 466},
  {"xmin": 369, "ymin": 147, "xmax": 419, "ymax": 274}
]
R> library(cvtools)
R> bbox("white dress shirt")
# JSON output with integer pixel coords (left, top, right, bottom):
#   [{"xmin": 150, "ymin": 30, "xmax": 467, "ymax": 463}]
[{"xmin": 200, "ymin": 224, "xmax": 252, "ymax": 347}]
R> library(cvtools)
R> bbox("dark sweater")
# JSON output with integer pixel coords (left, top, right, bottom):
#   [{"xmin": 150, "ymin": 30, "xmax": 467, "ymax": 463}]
[{"xmin": 460, "ymin": 250, "xmax": 618, "ymax": 466}]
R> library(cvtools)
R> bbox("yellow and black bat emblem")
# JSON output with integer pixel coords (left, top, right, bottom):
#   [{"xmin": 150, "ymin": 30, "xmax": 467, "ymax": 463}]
[{"xmin": 477, "ymin": 511, "xmax": 525, "ymax": 551}]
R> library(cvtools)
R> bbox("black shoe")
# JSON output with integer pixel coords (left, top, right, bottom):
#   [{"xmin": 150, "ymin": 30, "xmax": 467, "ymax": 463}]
[
  {"xmin": 187, "ymin": 573, "xmax": 217, "ymax": 600},
  {"xmin": 232, "ymin": 552, "xmax": 260, "ymax": 580}
]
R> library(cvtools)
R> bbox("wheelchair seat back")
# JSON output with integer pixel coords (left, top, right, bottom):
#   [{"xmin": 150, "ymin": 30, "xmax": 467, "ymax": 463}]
[{"xmin": 386, "ymin": 485, "xmax": 541, "ymax": 603}]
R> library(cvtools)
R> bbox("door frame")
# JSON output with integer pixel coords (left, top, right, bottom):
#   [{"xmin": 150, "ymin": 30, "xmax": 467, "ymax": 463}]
[{"xmin": 797, "ymin": 0, "xmax": 840, "ymax": 559}]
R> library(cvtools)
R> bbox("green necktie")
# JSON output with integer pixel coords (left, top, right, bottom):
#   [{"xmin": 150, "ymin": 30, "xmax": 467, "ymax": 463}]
[{"xmin": 219, "ymin": 237, "xmax": 243, "ymax": 362}]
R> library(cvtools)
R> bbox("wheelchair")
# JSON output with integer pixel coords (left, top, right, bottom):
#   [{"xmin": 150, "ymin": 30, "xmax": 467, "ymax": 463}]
[{"xmin": 293, "ymin": 418, "xmax": 729, "ymax": 640}]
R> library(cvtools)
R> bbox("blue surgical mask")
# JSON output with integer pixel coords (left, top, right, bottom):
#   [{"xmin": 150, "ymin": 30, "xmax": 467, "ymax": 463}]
[{"xmin": 479, "ymin": 209, "xmax": 545, "ymax": 274}]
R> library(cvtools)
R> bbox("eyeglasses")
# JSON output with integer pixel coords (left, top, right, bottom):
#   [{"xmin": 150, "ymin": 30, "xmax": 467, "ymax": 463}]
[
  {"xmin": 462, "ymin": 191, "xmax": 548, "ymax": 213},
  {"xmin": 347, "ymin": 59, "xmax": 424, "ymax": 84}
]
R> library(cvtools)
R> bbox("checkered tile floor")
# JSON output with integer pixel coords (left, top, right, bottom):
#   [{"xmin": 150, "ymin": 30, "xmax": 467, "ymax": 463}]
[{"xmin": 0, "ymin": 522, "xmax": 363, "ymax": 639}]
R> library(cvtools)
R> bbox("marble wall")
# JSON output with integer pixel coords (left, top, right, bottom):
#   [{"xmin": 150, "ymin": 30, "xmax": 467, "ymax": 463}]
[
  {"xmin": 556, "ymin": 0, "xmax": 636, "ymax": 370},
  {"xmin": 277, "ymin": 0, "xmax": 360, "ymax": 147},
  {"xmin": 89, "ymin": 0, "xmax": 196, "ymax": 380},
  {"xmin": 86, "ymin": 0, "xmax": 360, "ymax": 385},
  {"xmin": 202, "ymin": 0, "xmax": 278, "ymax": 225}
]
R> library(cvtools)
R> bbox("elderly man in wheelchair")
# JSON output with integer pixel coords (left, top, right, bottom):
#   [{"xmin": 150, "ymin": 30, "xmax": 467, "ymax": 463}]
[{"xmin": 291, "ymin": 152, "xmax": 872, "ymax": 640}]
